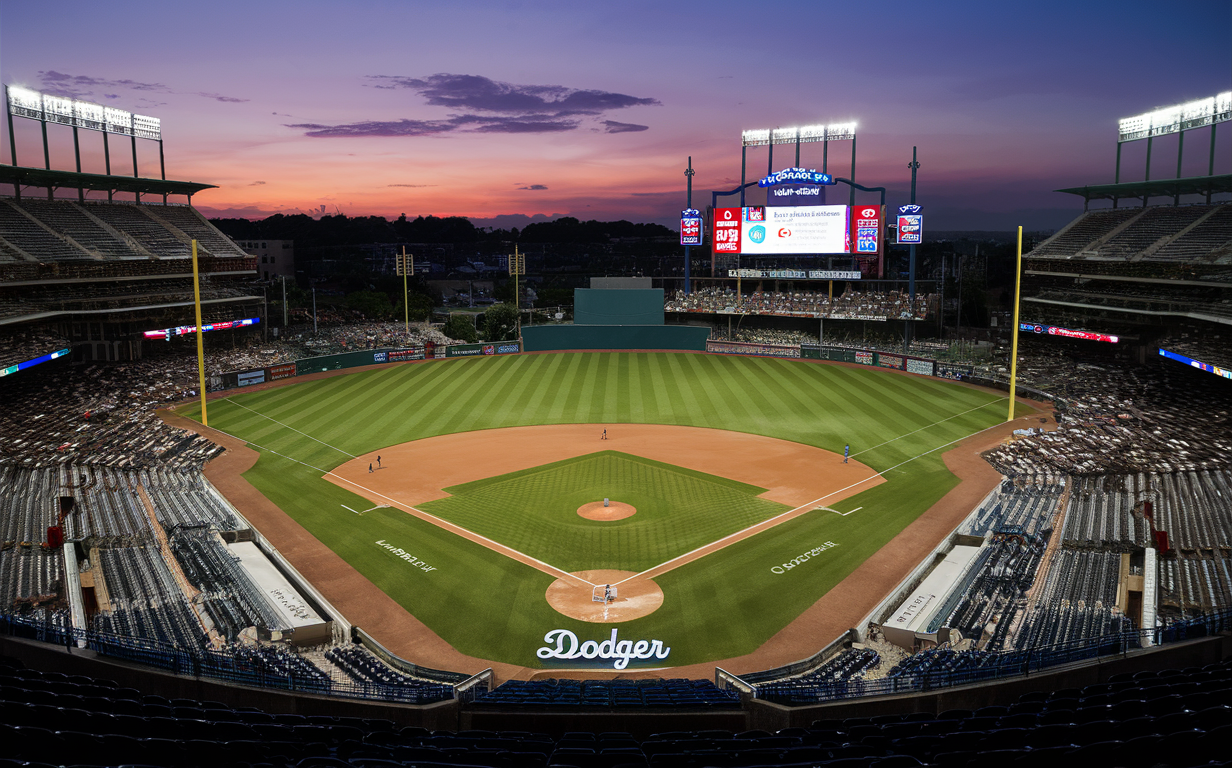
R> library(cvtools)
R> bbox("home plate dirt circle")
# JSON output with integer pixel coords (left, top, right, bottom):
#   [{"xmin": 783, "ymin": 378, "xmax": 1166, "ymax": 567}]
[
  {"xmin": 577, "ymin": 501, "xmax": 636, "ymax": 521},
  {"xmin": 545, "ymin": 569, "xmax": 664, "ymax": 622}
]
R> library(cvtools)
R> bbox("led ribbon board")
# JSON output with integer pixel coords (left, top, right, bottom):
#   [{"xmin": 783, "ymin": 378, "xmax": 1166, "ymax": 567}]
[
  {"xmin": 1158, "ymin": 348, "xmax": 1232, "ymax": 380},
  {"xmin": 1019, "ymin": 323, "xmax": 1119, "ymax": 344},
  {"xmin": 0, "ymin": 348, "xmax": 70, "ymax": 378},
  {"xmin": 143, "ymin": 317, "xmax": 259, "ymax": 340}
]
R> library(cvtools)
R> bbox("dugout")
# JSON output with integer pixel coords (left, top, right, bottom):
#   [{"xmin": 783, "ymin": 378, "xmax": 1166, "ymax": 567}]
[{"xmin": 523, "ymin": 286, "xmax": 709, "ymax": 351}]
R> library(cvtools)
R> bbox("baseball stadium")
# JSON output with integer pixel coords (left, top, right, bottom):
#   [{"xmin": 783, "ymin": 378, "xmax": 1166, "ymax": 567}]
[{"xmin": 1, "ymin": 78, "xmax": 1231, "ymax": 768}]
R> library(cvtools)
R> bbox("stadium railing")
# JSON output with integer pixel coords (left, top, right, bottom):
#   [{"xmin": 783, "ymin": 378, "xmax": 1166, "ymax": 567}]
[
  {"xmin": 737, "ymin": 607, "xmax": 1232, "ymax": 705},
  {"xmin": 0, "ymin": 614, "xmax": 456, "ymax": 705}
]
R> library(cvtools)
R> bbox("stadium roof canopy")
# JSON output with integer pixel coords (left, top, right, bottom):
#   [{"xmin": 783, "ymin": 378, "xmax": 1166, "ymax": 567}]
[
  {"xmin": 1057, "ymin": 174, "xmax": 1232, "ymax": 205},
  {"xmin": 0, "ymin": 165, "xmax": 215, "ymax": 198}
]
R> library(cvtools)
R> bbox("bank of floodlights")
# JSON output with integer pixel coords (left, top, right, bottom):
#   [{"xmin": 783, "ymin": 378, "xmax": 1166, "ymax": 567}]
[
  {"xmin": 1118, "ymin": 91, "xmax": 1232, "ymax": 143},
  {"xmin": 5, "ymin": 85, "xmax": 161, "ymax": 140},
  {"xmin": 742, "ymin": 122, "xmax": 856, "ymax": 147}
]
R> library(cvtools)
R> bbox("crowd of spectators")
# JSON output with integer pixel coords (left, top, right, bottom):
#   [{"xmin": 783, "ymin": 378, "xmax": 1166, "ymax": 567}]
[
  {"xmin": 1156, "ymin": 330, "xmax": 1232, "ymax": 371},
  {"xmin": 0, "ymin": 327, "xmax": 69, "ymax": 370},
  {"xmin": 0, "ymin": 320, "xmax": 464, "ymax": 470},
  {"xmin": 985, "ymin": 340, "xmax": 1232, "ymax": 476},
  {"xmin": 666, "ymin": 286, "xmax": 933, "ymax": 320}
]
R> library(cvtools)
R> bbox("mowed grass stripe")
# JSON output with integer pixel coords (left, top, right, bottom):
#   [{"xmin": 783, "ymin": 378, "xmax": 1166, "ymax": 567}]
[{"xmin": 196, "ymin": 352, "xmax": 1025, "ymax": 668}]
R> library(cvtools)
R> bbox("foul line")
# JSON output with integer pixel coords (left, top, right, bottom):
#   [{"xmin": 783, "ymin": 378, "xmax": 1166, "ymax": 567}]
[
  {"xmin": 197, "ymin": 422, "xmax": 594, "ymax": 589},
  {"xmin": 850, "ymin": 397, "xmax": 1005, "ymax": 458},
  {"xmin": 207, "ymin": 390, "xmax": 1020, "ymax": 594},
  {"xmin": 611, "ymin": 399, "xmax": 1019, "ymax": 588},
  {"xmin": 221, "ymin": 398, "xmax": 359, "ymax": 459}
]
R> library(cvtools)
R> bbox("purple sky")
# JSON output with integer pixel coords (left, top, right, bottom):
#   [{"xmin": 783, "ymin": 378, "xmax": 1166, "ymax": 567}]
[{"xmin": 2, "ymin": 1, "xmax": 1229, "ymax": 231}]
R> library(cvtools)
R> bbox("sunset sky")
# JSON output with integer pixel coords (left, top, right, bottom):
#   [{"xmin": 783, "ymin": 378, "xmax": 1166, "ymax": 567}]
[{"xmin": 1, "ymin": 1, "xmax": 1229, "ymax": 231}]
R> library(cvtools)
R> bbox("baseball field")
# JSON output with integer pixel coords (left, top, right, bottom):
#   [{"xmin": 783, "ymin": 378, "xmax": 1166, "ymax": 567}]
[{"xmin": 176, "ymin": 351, "xmax": 1023, "ymax": 672}]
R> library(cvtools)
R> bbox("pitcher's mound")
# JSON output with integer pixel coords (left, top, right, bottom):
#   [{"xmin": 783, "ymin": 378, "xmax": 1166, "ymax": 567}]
[
  {"xmin": 577, "ymin": 501, "xmax": 636, "ymax": 521},
  {"xmin": 546, "ymin": 569, "xmax": 664, "ymax": 622}
]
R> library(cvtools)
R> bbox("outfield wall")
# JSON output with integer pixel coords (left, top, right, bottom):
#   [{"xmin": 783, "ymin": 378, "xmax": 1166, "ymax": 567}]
[
  {"xmin": 522, "ymin": 324, "xmax": 709, "ymax": 351},
  {"xmin": 210, "ymin": 342, "xmax": 521, "ymax": 392}
]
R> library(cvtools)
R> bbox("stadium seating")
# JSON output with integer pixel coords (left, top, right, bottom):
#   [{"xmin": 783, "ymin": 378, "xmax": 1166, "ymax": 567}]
[
  {"xmin": 1028, "ymin": 203, "xmax": 1232, "ymax": 263},
  {"xmin": 2, "ymin": 650, "xmax": 1230, "ymax": 767}
]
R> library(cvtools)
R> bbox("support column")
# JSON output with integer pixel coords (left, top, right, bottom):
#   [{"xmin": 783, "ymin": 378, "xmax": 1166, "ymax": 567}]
[
  {"xmin": 1175, "ymin": 129, "xmax": 1184, "ymax": 206},
  {"xmin": 41, "ymin": 120, "xmax": 51, "ymax": 200},
  {"xmin": 1114, "ymin": 143, "xmax": 1122, "ymax": 208},
  {"xmin": 7, "ymin": 98, "xmax": 20, "ymax": 198},
  {"xmin": 73, "ymin": 126, "xmax": 84, "ymax": 202},
  {"xmin": 740, "ymin": 145, "xmax": 747, "ymax": 207},
  {"xmin": 159, "ymin": 139, "xmax": 167, "ymax": 204},
  {"xmin": 849, "ymin": 134, "xmax": 857, "ymax": 207},
  {"xmin": 1143, "ymin": 136, "xmax": 1153, "ymax": 208},
  {"xmin": 1208, "ymin": 124, "xmax": 1217, "ymax": 204},
  {"xmin": 131, "ymin": 135, "xmax": 140, "ymax": 204},
  {"xmin": 103, "ymin": 133, "xmax": 113, "ymax": 202}
]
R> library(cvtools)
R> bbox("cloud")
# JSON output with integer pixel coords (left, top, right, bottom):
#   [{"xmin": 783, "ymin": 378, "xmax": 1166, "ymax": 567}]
[
  {"xmin": 36, "ymin": 70, "xmax": 247, "ymax": 105},
  {"xmin": 602, "ymin": 120, "xmax": 648, "ymax": 134},
  {"xmin": 294, "ymin": 73, "xmax": 657, "ymax": 138},
  {"xmin": 388, "ymin": 183, "xmax": 437, "ymax": 188},
  {"xmin": 248, "ymin": 180, "xmax": 266, "ymax": 186},
  {"xmin": 370, "ymin": 73, "xmax": 659, "ymax": 115},
  {"xmin": 517, "ymin": 184, "xmax": 549, "ymax": 191},
  {"xmin": 197, "ymin": 92, "xmax": 250, "ymax": 103}
]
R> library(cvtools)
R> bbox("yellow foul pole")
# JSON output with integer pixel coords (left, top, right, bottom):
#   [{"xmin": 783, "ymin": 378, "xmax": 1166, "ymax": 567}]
[
  {"xmin": 1007, "ymin": 225, "xmax": 1023, "ymax": 422},
  {"xmin": 191, "ymin": 239, "xmax": 207, "ymax": 427}
]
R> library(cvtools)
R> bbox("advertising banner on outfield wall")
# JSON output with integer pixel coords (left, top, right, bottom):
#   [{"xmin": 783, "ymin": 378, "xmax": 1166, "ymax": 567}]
[
  {"xmin": 446, "ymin": 341, "xmax": 521, "ymax": 357},
  {"xmin": 705, "ymin": 340, "xmax": 800, "ymax": 358},
  {"xmin": 267, "ymin": 363, "xmax": 296, "ymax": 381},
  {"xmin": 237, "ymin": 369, "xmax": 266, "ymax": 387}
]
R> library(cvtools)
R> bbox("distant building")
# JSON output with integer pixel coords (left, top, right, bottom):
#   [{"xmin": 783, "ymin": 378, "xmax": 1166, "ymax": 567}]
[{"xmin": 237, "ymin": 239, "xmax": 295, "ymax": 281}]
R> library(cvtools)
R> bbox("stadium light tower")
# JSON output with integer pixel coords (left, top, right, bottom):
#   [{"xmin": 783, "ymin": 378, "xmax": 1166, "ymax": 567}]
[
  {"xmin": 5, "ymin": 85, "xmax": 166, "ymax": 202},
  {"xmin": 740, "ymin": 122, "xmax": 856, "ymax": 206},
  {"xmin": 1115, "ymin": 91, "xmax": 1231, "ymax": 206}
]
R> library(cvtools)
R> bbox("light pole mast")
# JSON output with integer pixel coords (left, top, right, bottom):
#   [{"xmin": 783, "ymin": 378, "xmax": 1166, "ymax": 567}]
[
  {"xmin": 906, "ymin": 147, "xmax": 920, "ymax": 352},
  {"xmin": 684, "ymin": 157, "xmax": 694, "ymax": 294}
]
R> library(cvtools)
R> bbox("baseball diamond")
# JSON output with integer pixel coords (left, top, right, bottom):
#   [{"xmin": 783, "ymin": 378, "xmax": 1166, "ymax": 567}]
[{"xmin": 174, "ymin": 350, "xmax": 1028, "ymax": 674}]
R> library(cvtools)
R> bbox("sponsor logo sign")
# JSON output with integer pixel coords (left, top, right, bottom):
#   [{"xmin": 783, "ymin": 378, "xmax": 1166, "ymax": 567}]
[
  {"xmin": 482, "ymin": 345, "xmax": 495, "ymax": 355},
  {"xmin": 536, "ymin": 628, "xmax": 670, "ymax": 670},
  {"xmin": 496, "ymin": 343, "xmax": 521, "ymax": 354},
  {"xmin": 771, "ymin": 541, "xmax": 838, "ymax": 574},
  {"xmin": 267, "ymin": 363, "xmax": 296, "ymax": 381},
  {"xmin": 855, "ymin": 351, "xmax": 874, "ymax": 365},
  {"xmin": 388, "ymin": 348, "xmax": 426, "ymax": 362},
  {"xmin": 757, "ymin": 167, "xmax": 835, "ymax": 187},
  {"xmin": 237, "ymin": 369, "xmax": 266, "ymax": 387},
  {"xmin": 706, "ymin": 340, "xmax": 800, "ymax": 358},
  {"xmin": 375, "ymin": 540, "xmax": 437, "ymax": 573},
  {"xmin": 905, "ymin": 358, "xmax": 934, "ymax": 376},
  {"xmin": 713, "ymin": 207, "xmax": 742, "ymax": 253},
  {"xmin": 853, "ymin": 205, "xmax": 882, "ymax": 254},
  {"xmin": 896, "ymin": 204, "xmax": 923, "ymax": 244},
  {"xmin": 1019, "ymin": 323, "xmax": 1119, "ymax": 344},
  {"xmin": 680, "ymin": 208, "xmax": 702, "ymax": 246},
  {"xmin": 877, "ymin": 354, "xmax": 904, "ymax": 370},
  {"xmin": 768, "ymin": 184, "xmax": 823, "ymax": 206},
  {"xmin": 373, "ymin": 351, "xmax": 388, "ymax": 363},
  {"xmin": 726, "ymin": 269, "xmax": 861, "ymax": 280}
]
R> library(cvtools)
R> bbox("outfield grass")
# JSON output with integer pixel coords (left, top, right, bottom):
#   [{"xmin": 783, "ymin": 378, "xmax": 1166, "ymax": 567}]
[
  {"xmin": 180, "ymin": 352, "xmax": 1020, "ymax": 668},
  {"xmin": 420, "ymin": 451, "xmax": 788, "ymax": 572}
]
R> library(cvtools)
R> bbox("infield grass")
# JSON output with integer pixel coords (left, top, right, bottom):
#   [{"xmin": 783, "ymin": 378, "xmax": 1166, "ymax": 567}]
[
  {"xmin": 420, "ymin": 451, "xmax": 788, "ymax": 572},
  {"xmin": 180, "ymin": 352, "xmax": 1024, "ymax": 668}
]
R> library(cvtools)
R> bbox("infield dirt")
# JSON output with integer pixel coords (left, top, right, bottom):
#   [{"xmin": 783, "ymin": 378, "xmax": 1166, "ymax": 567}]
[{"xmin": 163, "ymin": 388, "xmax": 1052, "ymax": 682}]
